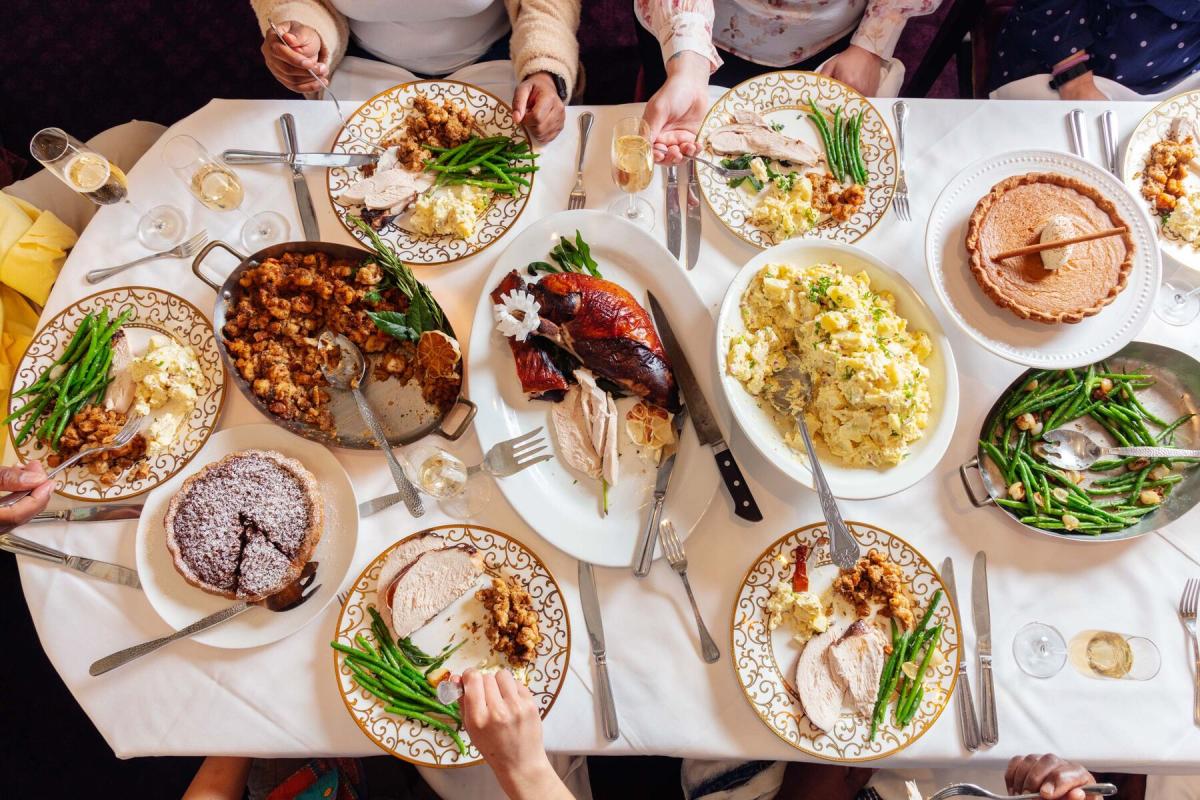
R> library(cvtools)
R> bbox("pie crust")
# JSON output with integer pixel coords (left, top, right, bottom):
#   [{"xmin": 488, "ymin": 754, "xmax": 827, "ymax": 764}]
[{"xmin": 965, "ymin": 172, "xmax": 1134, "ymax": 324}]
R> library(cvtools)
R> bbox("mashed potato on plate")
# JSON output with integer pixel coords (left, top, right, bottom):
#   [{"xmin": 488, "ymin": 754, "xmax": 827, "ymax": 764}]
[
  {"xmin": 726, "ymin": 262, "xmax": 932, "ymax": 467},
  {"xmin": 746, "ymin": 162, "xmax": 819, "ymax": 244},
  {"xmin": 129, "ymin": 336, "xmax": 205, "ymax": 455},
  {"xmin": 410, "ymin": 183, "xmax": 492, "ymax": 238},
  {"xmin": 1165, "ymin": 191, "xmax": 1200, "ymax": 246}
]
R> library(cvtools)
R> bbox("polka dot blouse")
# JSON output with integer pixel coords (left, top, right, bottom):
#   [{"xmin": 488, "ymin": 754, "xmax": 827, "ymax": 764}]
[{"xmin": 991, "ymin": 1, "xmax": 1199, "ymax": 94}]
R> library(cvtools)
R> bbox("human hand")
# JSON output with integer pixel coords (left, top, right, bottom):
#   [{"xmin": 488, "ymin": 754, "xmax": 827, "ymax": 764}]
[
  {"xmin": 261, "ymin": 20, "xmax": 328, "ymax": 94},
  {"xmin": 1057, "ymin": 71, "xmax": 1108, "ymax": 101},
  {"xmin": 0, "ymin": 461, "xmax": 54, "ymax": 528},
  {"xmin": 461, "ymin": 669, "xmax": 568, "ymax": 800},
  {"xmin": 644, "ymin": 52, "xmax": 711, "ymax": 165},
  {"xmin": 1006, "ymin": 754, "xmax": 1096, "ymax": 800},
  {"xmin": 513, "ymin": 73, "xmax": 566, "ymax": 143},
  {"xmin": 820, "ymin": 45, "xmax": 885, "ymax": 96}
]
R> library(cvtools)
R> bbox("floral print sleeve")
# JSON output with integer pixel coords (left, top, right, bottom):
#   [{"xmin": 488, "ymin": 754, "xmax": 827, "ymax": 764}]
[
  {"xmin": 634, "ymin": 0, "xmax": 723, "ymax": 71},
  {"xmin": 850, "ymin": 0, "xmax": 944, "ymax": 61}
]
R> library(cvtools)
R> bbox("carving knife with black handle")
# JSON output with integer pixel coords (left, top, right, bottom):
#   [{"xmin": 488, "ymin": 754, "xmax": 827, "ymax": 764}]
[
  {"xmin": 646, "ymin": 293, "xmax": 762, "ymax": 522},
  {"xmin": 665, "ymin": 165, "xmax": 681, "ymax": 259},
  {"xmin": 973, "ymin": 551, "xmax": 999, "ymax": 746},
  {"xmin": 941, "ymin": 557, "xmax": 982, "ymax": 751},
  {"xmin": 578, "ymin": 561, "xmax": 619, "ymax": 740},
  {"xmin": 280, "ymin": 114, "xmax": 320, "ymax": 241}
]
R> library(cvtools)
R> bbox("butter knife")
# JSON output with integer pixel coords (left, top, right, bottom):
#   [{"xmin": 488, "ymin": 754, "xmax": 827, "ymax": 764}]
[
  {"xmin": 578, "ymin": 561, "xmax": 619, "ymax": 741},
  {"xmin": 280, "ymin": 114, "xmax": 320, "ymax": 241},
  {"xmin": 360, "ymin": 492, "xmax": 404, "ymax": 517},
  {"xmin": 32, "ymin": 504, "xmax": 143, "ymax": 523},
  {"xmin": 685, "ymin": 159, "xmax": 701, "ymax": 270},
  {"xmin": 941, "ymin": 557, "xmax": 981, "ymax": 751},
  {"xmin": 665, "ymin": 165, "xmax": 682, "ymax": 258},
  {"xmin": 1100, "ymin": 110, "xmax": 1118, "ymax": 175},
  {"xmin": 1, "ymin": 533, "xmax": 140, "ymax": 589},
  {"xmin": 221, "ymin": 150, "xmax": 377, "ymax": 168},
  {"xmin": 632, "ymin": 405, "xmax": 687, "ymax": 576},
  {"xmin": 646, "ymin": 293, "xmax": 762, "ymax": 522},
  {"xmin": 973, "ymin": 551, "xmax": 999, "ymax": 746}
]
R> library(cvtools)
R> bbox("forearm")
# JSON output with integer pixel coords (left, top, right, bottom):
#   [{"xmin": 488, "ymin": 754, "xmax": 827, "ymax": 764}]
[
  {"xmin": 634, "ymin": 0, "xmax": 721, "ymax": 72},
  {"xmin": 851, "ymin": 0, "xmax": 945, "ymax": 60},
  {"xmin": 249, "ymin": 0, "xmax": 349, "ymax": 69},
  {"xmin": 506, "ymin": 0, "xmax": 581, "ymax": 97},
  {"xmin": 494, "ymin": 757, "xmax": 575, "ymax": 800},
  {"xmin": 181, "ymin": 756, "xmax": 252, "ymax": 800}
]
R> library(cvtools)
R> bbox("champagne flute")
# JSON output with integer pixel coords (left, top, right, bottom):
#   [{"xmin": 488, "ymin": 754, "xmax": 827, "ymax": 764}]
[
  {"xmin": 30, "ymin": 127, "xmax": 184, "ymax": 250},
  {"xmin": 609, "ymin": 116, "xmax": 655, "ymax": 230},
  {"xmin": 162, "ymin": 135, "xmax": 288, "ymax": 251}
]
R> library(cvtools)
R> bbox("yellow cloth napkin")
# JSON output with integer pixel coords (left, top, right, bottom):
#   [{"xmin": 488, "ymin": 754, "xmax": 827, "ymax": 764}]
[{"xmin": 0, "ymin": 191, "xmax": 77, "ymax": 460}]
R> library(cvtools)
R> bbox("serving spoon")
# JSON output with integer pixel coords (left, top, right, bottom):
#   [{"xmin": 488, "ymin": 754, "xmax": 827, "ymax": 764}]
[
  {"xmin": 318, "ymin": 332, "xmax": 424, "ymax": 517},
  {"xmin": 928, "ymin": 782, "xmax": 1116, "ymax": 800},
  {"xmin": 1042, "ymin": 428, "xmax": 1200, "ymax": 471}
]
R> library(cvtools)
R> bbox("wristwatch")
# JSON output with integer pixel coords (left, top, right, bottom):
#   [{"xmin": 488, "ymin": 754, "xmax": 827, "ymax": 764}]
[
  {"xmin": 1049, "ymin": 62, "xmax": 1092, "ymax": 91},
  {"xmin": 549, "ymin": 72, "xmax": 568, "ymax": 102}
]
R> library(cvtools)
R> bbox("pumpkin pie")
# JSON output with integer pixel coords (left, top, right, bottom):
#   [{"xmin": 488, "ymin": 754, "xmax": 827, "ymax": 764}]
[{"xmin": 965, "ymin": 173, "xmax": 1134, "ymax": 324}]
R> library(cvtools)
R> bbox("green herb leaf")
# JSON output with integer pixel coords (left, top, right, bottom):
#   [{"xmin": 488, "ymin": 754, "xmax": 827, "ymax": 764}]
[
  {"xmin": 806, "ymin": 276, "xmax": 833, "ymax": 303},
  {"xmin": 367, "ymin": 310, "xmax": 420, "ymax": 342}
]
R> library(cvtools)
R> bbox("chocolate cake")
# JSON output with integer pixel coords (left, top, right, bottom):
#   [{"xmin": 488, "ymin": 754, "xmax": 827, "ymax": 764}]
[{"xmin": 164, "ymin": 449, "xmax": 323, "ymax": 602}]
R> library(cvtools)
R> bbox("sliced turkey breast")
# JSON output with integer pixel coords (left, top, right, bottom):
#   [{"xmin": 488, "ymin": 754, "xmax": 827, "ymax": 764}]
[
  {"xmin": 384, "ymin": 545, "xmax": 484, "ymax": 638},
  {"xmin": 1169, "ymin": 116, "xmax": 1199, "ymax": 144},
  {"xmin": 102, "ymin": 330, "xmax": 134, "ymax": 414},
  {"xmin": 827, "ymin": 620, "xmax": 888, "ymax": 718},
  {"xmin": 551, "ymin": 383, "xmax": 603, "ymax": 479},
  {"xmin": 795, "ymin": 627, "xmax": 844, "ymax": 733},
  {"xmin": 376, "ymin": 532, "xmax": 446, "ymax": 617},
  {"xmin": 708, "ymin": 124, "xmax": 823, "ymax": 166}
]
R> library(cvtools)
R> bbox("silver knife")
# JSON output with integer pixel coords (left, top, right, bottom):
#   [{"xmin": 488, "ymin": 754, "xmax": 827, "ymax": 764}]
[
  {"xmin": 646, "ymin": 293, "xmax": 762, "ymax": 522},
  {"xmin": 632, "ymin": 405, "xmax": 688, "ymax": 576},
  {"xmin": 973, "ymin": 551, "xmax": 999, "ymax": 746},
  {"xmin": 941, "ymin": 557, "xmax": 982, "ymax": 752},
  {"xmin": 685, "ymin": 159, "xmax": 701, "ymax": 270},
  {"xmin": 578, "ymin": 561, "xmax": 619, "ymax": 741},
  {"xmin": 1, "ymin": 533, "xmax": 140, "ymax": 589},
  {"xmin": 31, "ymin": 504, "xmax": 143, "ymax": 523},
  {"xmin": 359, "ymin": 492, "xmax": 404, "ymax": 517},
  {"xmin": 1100, "ymin": 110, "xmax": 1118, "ymax": 175},
  {"xmin": 281, "ymin": 114, "xmax": 320, "ymax": 241},
  {"xmin": 665, "ymin": 165, "xmax": 682, "ymax": 259},
  {"xmin": 221, "ymin": 150, "xmax": 377, "ymax": 168}
]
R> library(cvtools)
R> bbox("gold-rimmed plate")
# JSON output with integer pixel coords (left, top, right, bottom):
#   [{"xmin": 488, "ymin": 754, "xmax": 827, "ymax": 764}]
[
  {"xmin": 7, "ymin": 286, "xmax": 226, "ymax": 502},
  {"xmin": 333, "ymin": 524, "xmax": 570, "ymax": 767},
  {"xmin": 732, "ymin": 521, "xmax": 960, "ymax": 762},
  {"xmin": 697, "ymin": 71, "xmax": 897, "ymax": 248},
  {"xmin": 326, "ymin": 80, "xmax": 534, "ymax": 266},
  {"xmin": 1122, "ymin": 89, "xmax": 1200, "ymax": 271}
]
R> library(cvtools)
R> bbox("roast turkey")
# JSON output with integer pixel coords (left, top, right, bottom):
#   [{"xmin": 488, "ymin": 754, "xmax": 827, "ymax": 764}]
[{"xmin": 490, "ymin": 271, "xmax": 571, "ymax": 400}]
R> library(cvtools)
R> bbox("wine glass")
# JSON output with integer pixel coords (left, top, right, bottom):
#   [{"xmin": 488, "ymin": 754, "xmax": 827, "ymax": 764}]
[
  {"xmin": 162, "ymin": 135, "xmax": 288, "ymax": 251},
  {"xmin": 30, "ymin": 127, "xmax": 184, "ymax": 250},
  {"xmin": 402, "ymin": 443, "xmax": 495, "ymax": 520},
  {"xmin": 1067, "ymin": 629, "xmax": 1161, "ymax": 681},
  {"xmin": 1154, "ymin": 279, "xmax": 1200, "ymax": 326},
  {"xmin": 609, "ymin": 116, "xmax": 655, "ymax": 230},
  {"xmin": 1012, "ymin": 620, "xmax": 1068, "ymax": 678}
]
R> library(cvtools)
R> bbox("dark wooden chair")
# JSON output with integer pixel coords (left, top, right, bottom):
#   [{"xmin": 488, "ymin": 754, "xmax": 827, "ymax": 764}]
[{"xmin": 903, "ymin": 0, "xmax": 1015, "ymax": 98}]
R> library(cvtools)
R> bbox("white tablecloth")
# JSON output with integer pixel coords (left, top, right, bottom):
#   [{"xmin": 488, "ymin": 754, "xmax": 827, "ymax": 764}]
[{"xmin": 17, "ymin": 97, "xmax": 1200, "ymax": 771}]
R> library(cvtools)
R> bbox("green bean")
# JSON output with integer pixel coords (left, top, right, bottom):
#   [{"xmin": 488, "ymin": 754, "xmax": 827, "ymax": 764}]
[
  {"xmin": 383, "ymin": 706, "xmax": 466, "ymax": 754},
  {"xmin": 1158, "ymin": 413, "xmax": 1195, "ymax": 443}
]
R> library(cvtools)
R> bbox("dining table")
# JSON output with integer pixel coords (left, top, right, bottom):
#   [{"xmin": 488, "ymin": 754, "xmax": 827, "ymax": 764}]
[{"xmin": 14, "ymin": 93, "xmax": 1200, "ymax": 774}]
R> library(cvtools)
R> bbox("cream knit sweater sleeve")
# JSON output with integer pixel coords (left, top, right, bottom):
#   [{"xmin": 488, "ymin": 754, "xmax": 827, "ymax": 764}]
[{"xmin": 249, "ymin": 0, "xmax": 581, "ymax": 97}]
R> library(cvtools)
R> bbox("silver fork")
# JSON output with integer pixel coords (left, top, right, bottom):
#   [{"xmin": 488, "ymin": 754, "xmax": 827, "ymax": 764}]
[
  {"xmin": 653, "ymin": 149, "xmax": 753, "ymax": 180},
  {"xmin": 0, "ymin": 413, "xmax": 144, "ymax": 510},
  {"xmin": 1181, "ymin": 577, "xmax": 1200, "ymax": 725},
  {"xmin": 929, "ymin": 782, "xmax": 1116, "ymax": 800},
  {"xmin": 891, "ymin": 101, "xmax": 911, "ymax": 221},
  {"xmin": 568, "ymin": 112, "xmax": 594, "ymax": 209},
  {"xmin": 658, "ymin": 520, "xmax": 719, "ymax": 663},
  {"xmin": 85, "ymin": 230, "xmax": 209, "ymax": 284},
  {"xmin": 467, "ymin": 427, "xmax": 550, "ymax": 477}
]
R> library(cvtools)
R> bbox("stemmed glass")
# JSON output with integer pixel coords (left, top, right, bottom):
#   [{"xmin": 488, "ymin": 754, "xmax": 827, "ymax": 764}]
[
  {"xmin": 1155, "ymin": 278, "xmax": 1200, "ymax": 326},
  {"xmin": 609, "ymin": 116, "xmax": 655, "ymax": 230},
  {"xmin": 30, "ymin": 127, "xmax": 184, "ymax": 250},
  {"xmin": 162, "ymin": 135, "xmax": 288, "ymax": 251},
  {"xmin": 402, "ymin": 443, "xmax": 495, "ymax": 520},
  {"xmin": 1012, "ymin": 621, "xmax": 1068, "ymax": 678}
]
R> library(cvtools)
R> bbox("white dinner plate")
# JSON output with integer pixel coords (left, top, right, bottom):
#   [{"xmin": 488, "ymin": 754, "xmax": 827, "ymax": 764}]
[
  {"xmin": 1122, "ymin": 89, "xmax": 1200, "ymax": 271},
  {"xmin": 467, "ymin": 210, "xmax": 723, "ymax": 567},
  {"xmin": 715, "ymin": 239, "xmax": 959, "ymax": 499},
  {"xmin": 926, "ymin": 149, "xmax": 1160, "ymax": 368},
  {"xmin": 135, "ymin": 423, "xmax": 359, "ymax": 649}
]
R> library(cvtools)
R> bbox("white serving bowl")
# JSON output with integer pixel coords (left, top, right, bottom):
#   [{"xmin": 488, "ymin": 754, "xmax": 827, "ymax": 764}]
[{"xmin": 715, "ymin": 239, "xmax": 959, "ymax": 499}]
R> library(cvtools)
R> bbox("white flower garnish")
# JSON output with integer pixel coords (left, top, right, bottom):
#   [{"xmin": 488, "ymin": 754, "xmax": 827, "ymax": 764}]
[{"xmin": 493, "ymin": 289, "xmax": 541, "ymax": 341}]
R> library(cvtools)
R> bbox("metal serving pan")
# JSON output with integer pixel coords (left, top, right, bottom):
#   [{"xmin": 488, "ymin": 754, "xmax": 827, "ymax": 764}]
[
  {"xmin": 191, "ymin": 239, "xmax": 475, "ymax": 450},
  {"xmin": 959, "ymin": 341, "xmax": 1200, "ymax": 543}
]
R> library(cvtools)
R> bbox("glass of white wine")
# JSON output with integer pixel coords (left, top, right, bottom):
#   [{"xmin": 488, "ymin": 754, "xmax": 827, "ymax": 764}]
[
  {"xmin": 401, "ymin": 443, "xmax": 495, "ymax": 520},
  {"xmin": 609, "ymin": 116, "xmax": 655, "ymax": 230},
  {"xmin": 162, "ymin": 135, "xmax": 288, "ymax": 251},
  {"xmin": 30, "ymin": 127, "xmax": 184, "ymax": 250},
  {"xmin": 1068, "ymin": 629, "xmax": 1161, "ymax": 681}
]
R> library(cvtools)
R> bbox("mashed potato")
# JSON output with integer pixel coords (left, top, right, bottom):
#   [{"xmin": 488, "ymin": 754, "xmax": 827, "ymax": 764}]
[
  {"xmin": 1165, "ymin": 191, "xmax": 1200, "ymax": 246},
  {"xmin": 747, "ymin": 166, "xmax": 818, "ymax": 243},
  {"xmin": 409, "ymin": 183, "xmax": 492, "ymax": 238},
  {"xmin": 129, "ymin": 336, "xmax": 205, "ymax": 455},
  {"xmin": 765, "ymin": 581, "xmax": 829, "ymax": 644},
  {"xmin": 726, "ymin": 262, "xmax": 933, "ymax": 467}
]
